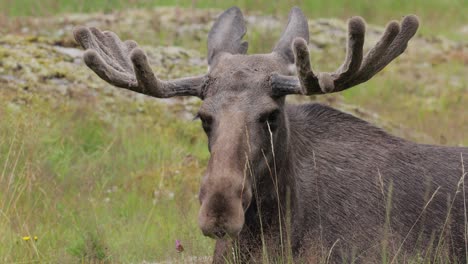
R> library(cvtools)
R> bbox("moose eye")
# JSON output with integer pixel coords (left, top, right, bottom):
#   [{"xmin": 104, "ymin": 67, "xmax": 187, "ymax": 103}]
[
  {"xmin": 259, "ymin": 109, "xmax": 280, "ymax": 131},
  {"xmin": 199, "ymin": 114, "xmax": 213, "ymax": 134}
]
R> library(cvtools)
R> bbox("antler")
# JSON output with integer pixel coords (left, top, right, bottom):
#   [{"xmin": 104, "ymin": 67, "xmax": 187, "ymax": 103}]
[
  {"xmin": 271, "ymin": 15, "xmax": 419, "ymax": 96},
  {"xmin": 73, "ymin": 27, "xmax": 207, "ymax": 98}
]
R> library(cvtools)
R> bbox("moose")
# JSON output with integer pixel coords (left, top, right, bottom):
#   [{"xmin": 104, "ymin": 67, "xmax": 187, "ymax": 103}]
[{"xmin": 73, "ymin": 6, "xmax": 468, "ymax": 263}]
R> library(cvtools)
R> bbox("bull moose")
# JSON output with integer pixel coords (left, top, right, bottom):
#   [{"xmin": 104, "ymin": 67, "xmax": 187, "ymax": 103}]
[{"xmin": 73, "ymin": 6, "xmax": 468, "ymax": 263}]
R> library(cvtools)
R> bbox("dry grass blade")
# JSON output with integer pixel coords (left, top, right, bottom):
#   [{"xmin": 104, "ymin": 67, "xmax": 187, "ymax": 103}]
[{"xmin": 390, "ymin": 186, "xmax": 441, "ymax": 263}]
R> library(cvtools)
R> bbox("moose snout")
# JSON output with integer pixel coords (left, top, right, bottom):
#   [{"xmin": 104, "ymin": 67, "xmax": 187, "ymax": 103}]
[
  {"xmin": 198, "ymin": 209, "xmax": 244, "ymax": 238},
  {"xmin": 198, "ymin": 189, "xmax": 251, "ymax": 239},
  {"xmin": 200, "ymin": 221, "xmax": 232, "ymax": 239}
]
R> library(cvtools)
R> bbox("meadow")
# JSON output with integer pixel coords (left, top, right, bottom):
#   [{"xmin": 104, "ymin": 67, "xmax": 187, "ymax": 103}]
[
  {"xmin": 2, "ymin": 0, "xmax": 467, "ymax": 38},
  {"xmin": 0, "ymin": 0, "xmax": 466, "ymax": 263}
]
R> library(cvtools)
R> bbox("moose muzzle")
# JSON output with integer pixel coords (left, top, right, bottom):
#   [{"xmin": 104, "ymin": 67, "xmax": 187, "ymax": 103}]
[{"xmin": 198, "ymin": 167, "xmax": 253, "ymax": 238}]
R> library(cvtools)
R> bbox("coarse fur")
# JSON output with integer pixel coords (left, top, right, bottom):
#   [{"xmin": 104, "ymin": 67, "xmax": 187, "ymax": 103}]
[
  {"xmin": 217, "ymin": 102, "xmax": 468, "ymax": 263},
  {"xmin": 73, "ymin": 6, "xmax": 468, "ymax": 263}
]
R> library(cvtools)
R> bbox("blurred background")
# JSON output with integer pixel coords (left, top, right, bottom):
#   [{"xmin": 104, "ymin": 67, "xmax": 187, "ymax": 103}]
[{"xmin": 0, "ymin": 0, "xmax": 466, "ymax": 263}]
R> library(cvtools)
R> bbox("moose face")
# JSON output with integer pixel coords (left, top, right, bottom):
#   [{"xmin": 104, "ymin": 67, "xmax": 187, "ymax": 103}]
[{"xmin": 196, "ymin": 54, "xmax": 290, "ymax": 238}]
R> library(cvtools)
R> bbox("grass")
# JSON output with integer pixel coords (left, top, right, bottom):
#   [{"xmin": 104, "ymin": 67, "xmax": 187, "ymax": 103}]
[
  {"xmin": 0, "ymin": 97, "xmax": 213, "ymax": 263},
  {"xmin": 1, "ymin": 0, "xmax": 467, "ymax": 39}
]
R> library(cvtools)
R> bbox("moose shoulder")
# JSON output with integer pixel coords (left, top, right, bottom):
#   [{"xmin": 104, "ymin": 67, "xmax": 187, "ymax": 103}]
[{"xmin": 74, "ymin": 6, "xmax": 468, "ymax": 263}]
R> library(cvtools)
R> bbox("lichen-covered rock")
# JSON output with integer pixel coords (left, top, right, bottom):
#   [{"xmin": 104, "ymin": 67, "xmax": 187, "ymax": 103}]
[{"xmin": 1, "ymin": 7, "xmax": 466, "ymax": 143}]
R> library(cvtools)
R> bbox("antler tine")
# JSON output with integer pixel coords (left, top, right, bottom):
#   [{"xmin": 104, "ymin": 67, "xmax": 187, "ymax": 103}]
[
  {"xmin": 292, "ymin": 37, "xmax": 321, "ymax": 94},
  {"xmin": 74, "ymin": 26, "xmax": 206, "ymax": 98},
  {"xmin": 271, "ymin": 15, "xmax": 419, "ymax": 96},
  {"xmin": 367, "ymin": 15, "xmax": 419, "ymax": 76},
  {"xmin": 347, "ymin": 15, "xmax": 418, "ymax": 87},
  {"xmin": 82, "ymin": 49, "xmax": 138, "ymax": 88},
  {"xmin": 286, "ymin": 16, "xmax": 366, "ymax": 95},
  {"xmin": 332, "ymin": 17, "xmax": 366, "ymax": 89},
  {"xmin": 350, "ymin": 20, "xmax": 401, "ymax": 84}
]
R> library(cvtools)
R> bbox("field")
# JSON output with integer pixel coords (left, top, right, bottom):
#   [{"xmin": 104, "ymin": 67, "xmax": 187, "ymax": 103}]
[{"xmin": 0, "ymin": 0, "xmax": 467, "ymax": 263}]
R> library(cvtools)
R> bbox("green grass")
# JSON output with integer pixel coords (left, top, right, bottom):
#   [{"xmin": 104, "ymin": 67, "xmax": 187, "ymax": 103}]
[
  {"xmin": 1, "ymin": 0, "xmax": 467, "ymax": 38},
  {"xmin": 0, "ymin": 97, "xmax": 213, "ymax": 263}
]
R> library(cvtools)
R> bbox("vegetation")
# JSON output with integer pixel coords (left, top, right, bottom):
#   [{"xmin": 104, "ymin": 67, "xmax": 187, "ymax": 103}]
[
  {"xmin": 2, "ymin": 0, "xmax": 467, "ymax": 39},
  {"xmin": 0, "ymin": 94, "xmax": 214, "ymax": 262},
  {"xmin": 0, "ymin": 1, "xmax": 466, "ymax": 263}
]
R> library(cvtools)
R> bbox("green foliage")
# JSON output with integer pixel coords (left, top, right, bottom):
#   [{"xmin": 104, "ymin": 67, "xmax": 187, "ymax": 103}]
[
  {"xmin": 68, "ymin": 230, "xmax": 110, "ymax": 262},
  {"xmin": 2, "ymin": 0, "xmax": 467, "ymax": 38},
  {"xmin": 0, "ymin": 98, "xmax": 213, "ymax": 263}
]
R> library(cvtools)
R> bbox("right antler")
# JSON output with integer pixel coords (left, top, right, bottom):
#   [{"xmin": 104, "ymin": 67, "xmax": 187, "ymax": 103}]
[
  {"xmin": 73, "ymin": 27, "xmax": 207, "ymax": 98},
  {"xmin": 271, "ymin": 15, "xmax": 419, "ymax": 96}
]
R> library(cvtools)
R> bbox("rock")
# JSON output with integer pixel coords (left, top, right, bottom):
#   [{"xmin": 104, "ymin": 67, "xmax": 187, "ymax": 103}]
[
  {"xmin": 1, "ymin": 7, "xmax": 466, "ymax": 144},
  {"xmin": 53, "ymin": 46, "xmax": 83, "ymax": 58},
  {"xmin": 459, "ymin": 25, "xmax": 468, "ymax": 35}
]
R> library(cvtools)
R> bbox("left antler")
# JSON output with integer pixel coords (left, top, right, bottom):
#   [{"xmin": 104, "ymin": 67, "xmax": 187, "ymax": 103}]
[
  {"xmin": 271, "ymin": 15, "xmax": 419, "ymax": 96},
  {"xmin": 73, "ymin": 27, "xmax": 207, "ymax": 98}
]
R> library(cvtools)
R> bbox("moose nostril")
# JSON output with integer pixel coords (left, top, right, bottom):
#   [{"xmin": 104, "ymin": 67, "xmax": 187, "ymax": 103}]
[{"xmin": 214, "ymin": 229, "xmax": 226, "ymax": 238}]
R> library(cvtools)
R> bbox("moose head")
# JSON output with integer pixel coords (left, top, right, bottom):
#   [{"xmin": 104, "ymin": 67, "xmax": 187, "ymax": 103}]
[{"xmin": 73, "ymin": 7, "xmax": 418, "ymax": 240}]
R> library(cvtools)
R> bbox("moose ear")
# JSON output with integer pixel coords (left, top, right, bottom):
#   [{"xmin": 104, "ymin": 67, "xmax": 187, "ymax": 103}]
[
  {"xmin": 207, "ymin": 6, "xmax": 248, "ymax": 66},
  {"xmin": 272, "ymin": 7, "xmax": 309, "ymax": 64}
]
